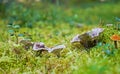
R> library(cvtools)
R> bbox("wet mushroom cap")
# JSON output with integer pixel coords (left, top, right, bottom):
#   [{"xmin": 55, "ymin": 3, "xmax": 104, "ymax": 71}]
[{"xmin": 110, "ymin": 34, "xmax": 120, "ymax": 41}]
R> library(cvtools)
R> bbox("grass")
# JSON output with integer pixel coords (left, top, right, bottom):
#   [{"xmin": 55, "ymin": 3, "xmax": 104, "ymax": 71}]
[{"xmin": 0, "ymin": 2, "xmax": 120, "ymax": 74}]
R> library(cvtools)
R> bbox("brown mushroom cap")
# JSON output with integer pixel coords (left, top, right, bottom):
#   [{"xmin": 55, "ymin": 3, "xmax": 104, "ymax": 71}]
[{"xmin": 110, "ymin": 34, "xmax": 120, "ymax": 41}]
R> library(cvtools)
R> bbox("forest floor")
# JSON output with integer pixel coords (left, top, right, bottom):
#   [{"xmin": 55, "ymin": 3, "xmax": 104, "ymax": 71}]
[{"xmin": 0, "ymin": 2, "xmax": 120, "ymax": 74}]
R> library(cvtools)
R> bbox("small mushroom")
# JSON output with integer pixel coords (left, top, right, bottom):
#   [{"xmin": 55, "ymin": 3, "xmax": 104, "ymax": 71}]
[
  {"xmin": 71, "ymin": 28, "xmax": 104, "ymax": 48},
  {"xmin": 33, "ymin": 42, "xmax": 47, "ymax": 51},
  {"xmin": 47, "ymin": 44, "xmax": 66, "ymax": 57},
  {"xmin": 110, "ymin": 34, "xmax": 120, "ymax": 49},
  {"xmin": 48, "ymin": 44, "xmax": 66, "ymax": 53}
]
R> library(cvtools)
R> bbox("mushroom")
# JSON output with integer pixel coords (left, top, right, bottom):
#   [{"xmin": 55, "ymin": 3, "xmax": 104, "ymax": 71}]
[
  {"xmin": 71, "ymin": 28, "xmax": 104, "ymax": 48},
  {"xmin": 110, "ymin": 34, "xmax": 120, "ymax": 49},
  {"xmin": 71, "ymin": 34, "xmax": 81, "ymax": 43},
  {"xmin": 33, "ymin": 42, "xmax": 46, "ymax": 51},
  {"xmin": 48, "ymin": 44, "xmax": 66, "ymax": 53}
]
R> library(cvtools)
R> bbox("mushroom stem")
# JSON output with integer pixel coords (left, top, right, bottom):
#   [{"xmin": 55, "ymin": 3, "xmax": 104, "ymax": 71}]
[{"xmin": 114, "ymin": 41, "xmax": 117, "ymax": 49}]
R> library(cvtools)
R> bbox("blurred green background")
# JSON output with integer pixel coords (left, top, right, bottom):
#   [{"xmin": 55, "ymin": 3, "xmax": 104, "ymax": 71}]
[{"xmin": 0, "ymin": 0, "xmax": 120, "ymax": 27}]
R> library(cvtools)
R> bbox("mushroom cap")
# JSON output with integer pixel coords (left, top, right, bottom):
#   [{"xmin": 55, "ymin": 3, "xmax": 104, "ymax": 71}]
[
  {"xmin": 48, "ymin": 44, "xmax": 66, "ymax": 53},
  {"xmin": 87, "ymin": 28, "xmax": 104, "ymax": 38},
  {"xmin": 110, "ymin": 34, "xmax": 120, "ymax": 41},
  {"xmin": 33, "ymin": 42, "xmax": 46, "ymax": 51},
  {"xmin": 71, "ymin": 34, "xmax": 81, "ymax": 43}
]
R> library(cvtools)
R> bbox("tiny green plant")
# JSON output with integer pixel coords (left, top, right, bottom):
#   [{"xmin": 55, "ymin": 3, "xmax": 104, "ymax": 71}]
[{"xmin": 7, "ymin": 23, "xmax": 22, "ymax": 44}]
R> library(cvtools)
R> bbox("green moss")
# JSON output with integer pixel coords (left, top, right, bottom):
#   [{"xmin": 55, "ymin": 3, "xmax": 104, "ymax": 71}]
[{"xmin": 0, "ymin": 2, "xmax": 120, "ymax": 74}]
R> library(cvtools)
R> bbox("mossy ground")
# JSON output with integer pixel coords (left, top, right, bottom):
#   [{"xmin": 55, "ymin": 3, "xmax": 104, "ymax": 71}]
[{"xmin": 0, "ymin": 2, "xmax": 120, "ymax": 74}]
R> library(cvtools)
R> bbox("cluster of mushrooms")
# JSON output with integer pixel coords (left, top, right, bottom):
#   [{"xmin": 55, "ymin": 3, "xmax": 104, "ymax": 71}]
[{"xmin": 18, "ymin": 27, "xmax": 119, "ymax": 54}]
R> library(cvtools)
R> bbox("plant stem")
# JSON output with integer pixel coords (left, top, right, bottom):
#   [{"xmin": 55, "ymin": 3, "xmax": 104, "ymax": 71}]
[
  {"xmin": 15, "ymin": 34, "xmax": 18, "ymax": 44},
  {"xmin": 114, "ymin": 41, "xmax": 117, "ymax": 49}
]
